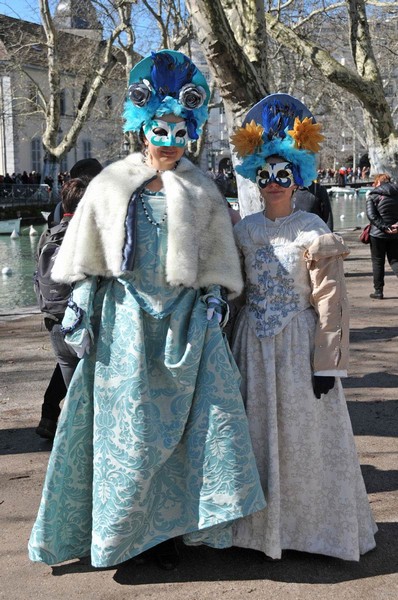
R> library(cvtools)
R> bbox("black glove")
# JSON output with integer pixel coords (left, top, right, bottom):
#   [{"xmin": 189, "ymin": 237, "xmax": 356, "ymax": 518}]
[{"xmin": 313, "ymin": 375, "xmax": 335, "ymax": 399}]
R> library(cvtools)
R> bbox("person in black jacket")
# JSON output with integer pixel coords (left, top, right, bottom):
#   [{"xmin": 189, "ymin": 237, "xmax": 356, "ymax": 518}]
[
  {"xmin": 293, "ymin": 180, "xmax": 334, "ymax": 231},
  {"xmin": 37, "ymin": 159, "xmax": 103, "ymax": 440},
  {"xmin": 366, "ymin": 173, "xmax": 398, "ymax": 299},
  {"xmin": 35, "ymin": 179, "xmax": 87, "ymax": 440}
]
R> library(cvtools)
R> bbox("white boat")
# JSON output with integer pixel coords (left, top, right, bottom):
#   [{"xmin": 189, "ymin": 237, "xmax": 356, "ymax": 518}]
[
  {"xmin": 329, "ymin": 186, "xmax": 372, "ymax": 195},
  {"xmin": 328, "ymin": 186, "xmax": 357, "ymax": 194},
  {"xmin": 0, "ymin": 217, "xmax": 22, "ymax": 235}
]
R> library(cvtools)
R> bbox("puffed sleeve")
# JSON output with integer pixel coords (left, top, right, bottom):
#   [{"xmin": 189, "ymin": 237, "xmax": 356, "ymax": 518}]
[
  {"xmin": 62, "ymin": 276, "xmax": 100, "ymax": 356},
  {"xmin": 304, "ymin": 233, "xmax": 350, "ymax": 376}
]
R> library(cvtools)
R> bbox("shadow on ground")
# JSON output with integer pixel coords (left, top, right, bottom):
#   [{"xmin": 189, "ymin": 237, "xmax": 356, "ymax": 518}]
[
  {"xmin": 0, "ymin": 427, "xmax": 52, "ymax": 455},
  {"xmin": 49, "ymin": 524, "xmax": 396, "ymax": 585},
  {"xmin": 347, "ymin": 399, "xmax": 398, "ymax": 437},
  {"xmin": 349, "ymin": 327, "xmax": 398, "ymax": 343}
]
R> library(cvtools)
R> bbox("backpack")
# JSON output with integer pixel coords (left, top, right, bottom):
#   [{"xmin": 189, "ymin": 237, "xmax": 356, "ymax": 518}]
[{"xmin": 34, "ymin": 221, "xmax": 72, "ymax": 321}]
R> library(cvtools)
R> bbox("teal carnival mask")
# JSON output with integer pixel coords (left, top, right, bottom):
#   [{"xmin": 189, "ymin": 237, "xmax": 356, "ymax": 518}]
[
  {"xmin": 124, "ymin": 50, "xmax": 210, "ymax": 141},
  {"xmin": 143, "ymin": 119, "xmax": 189, "ymax": 147}
]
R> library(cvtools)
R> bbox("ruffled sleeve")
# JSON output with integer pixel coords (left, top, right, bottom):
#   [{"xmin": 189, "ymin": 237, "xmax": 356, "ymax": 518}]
[{"xmin": 304, "ymin": 233, "xmax": 350, "ymax": 376}]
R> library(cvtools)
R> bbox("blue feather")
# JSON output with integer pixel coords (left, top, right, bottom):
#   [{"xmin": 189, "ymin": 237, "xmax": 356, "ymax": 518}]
[
  {"xmin": 262, "ymin": 100, "xmax": 305, "ymax": 140},
  {"xmin": 185, "ymin": 112, "xmax": 198, "ymax": 140},
  {"xmin": 151, "ymin": 52, "xmax": 196, "ymax": 99}
]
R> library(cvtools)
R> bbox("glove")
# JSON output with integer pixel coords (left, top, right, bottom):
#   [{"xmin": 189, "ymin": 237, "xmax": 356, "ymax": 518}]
[
  {"xmin": 66, "ymin": 329, "xmax": 91, "ymax": 358},
  {"xmin": 74, "ymin": 330, "xmax": 91, "ymax": 358},
  {"xmin": 313, "ymin": 375, "xmax": 335, "ymax": 399},
  {"xmin": 206, "ymin": 297, "xmax": 223, "ymax": 323}
]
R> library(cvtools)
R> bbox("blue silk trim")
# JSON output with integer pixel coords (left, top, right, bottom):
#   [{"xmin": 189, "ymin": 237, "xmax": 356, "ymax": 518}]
[{"xmin": 122, "ymin": 177, "xmax": 157, "ymax": 272}]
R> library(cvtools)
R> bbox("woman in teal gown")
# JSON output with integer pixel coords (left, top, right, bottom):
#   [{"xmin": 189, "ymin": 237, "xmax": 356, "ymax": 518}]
[{"xmin": 28, "ymin": 50, "xmax": 265, "ymax": 569}]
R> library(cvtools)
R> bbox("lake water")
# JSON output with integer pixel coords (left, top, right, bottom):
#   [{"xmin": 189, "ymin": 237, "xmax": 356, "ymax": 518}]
[
  {"xmin": 0, "ymin": 191, "xmax": 369, "ymax": 312},
  {"xmin": 331, "ymin": 189, "xmax": 369, "ymax": 233},
  {"xmin": 0, "ymin": 224, "xmax": 45, "ymax": 312}
]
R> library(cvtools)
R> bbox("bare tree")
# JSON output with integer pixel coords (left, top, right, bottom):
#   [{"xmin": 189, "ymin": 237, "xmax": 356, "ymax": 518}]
[
  {"xmin": 185, "ymin": 0, "xmax": 269, "ymax": 129},
  {"xmin": 3, "ymin": 0, "xmax": 192, "ymax": 178},
  {"xmin": 37, "ymin": 0, "xmax": 138, "ymax": 182},
  {"xmin": 265, "ymin": 0, "xmax": 398, "ymax": 175},
  {"xmin": 186, "ymin": 0, "xmax": 398, "ymax": 177}
]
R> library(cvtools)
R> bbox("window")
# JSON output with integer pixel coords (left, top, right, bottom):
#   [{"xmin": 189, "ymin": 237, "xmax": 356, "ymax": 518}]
[
  {"xmin": 83, "ymin": 140, "xmax": 92, "ymax": 159},
  {"xmin": 60, "ymin": 89, "xmax": 66, "ymax": 116},
  {"xmin": 31, "ymin": 138, "xmax": 41, "ymax": 172}
]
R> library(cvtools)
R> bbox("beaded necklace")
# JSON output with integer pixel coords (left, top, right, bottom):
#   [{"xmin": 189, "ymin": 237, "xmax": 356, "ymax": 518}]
[
  {"xmin": 140, "ymin": 190, "xmax": 167, "ymax": 227},
  {"xmin": 139, "ymin": 159, "xmax": 180, "ymax": 226}
]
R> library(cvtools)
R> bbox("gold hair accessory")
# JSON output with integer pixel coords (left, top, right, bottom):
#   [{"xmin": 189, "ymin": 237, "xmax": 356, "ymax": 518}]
[
  {"xmin": 287, "ymin": 117, "xmax": 324, "ymax": 152},
  {"xmin": 231, "ymin": 120, "xmax": 264, "ymax": 157}
]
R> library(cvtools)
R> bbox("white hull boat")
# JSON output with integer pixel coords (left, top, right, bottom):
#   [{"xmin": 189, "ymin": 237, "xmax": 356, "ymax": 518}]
[{"xmin": 0, "ymin": 217, "xmax": 22, "ymax": 235}]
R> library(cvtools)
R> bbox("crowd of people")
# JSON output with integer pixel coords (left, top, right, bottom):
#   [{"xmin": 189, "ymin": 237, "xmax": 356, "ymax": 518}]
[
  {"xmin": 316, "ymin": 164, "xmax": 371, "ymax": 185},
  {"xmin": 0, "ymin": 170, "xmax": 77, "ymax": 190},
  {"xmin": 28, "ymin": 50, "xmax": 378, "ymax": 574}
]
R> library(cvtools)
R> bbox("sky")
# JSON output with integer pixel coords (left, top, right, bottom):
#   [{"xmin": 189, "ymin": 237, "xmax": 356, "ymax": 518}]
[
  {"xmin": 0, "ymin": 0, "xmax": 41, "ymax": 23},
  {"xmin": 0, "ymin": 1, "xmax": 164, "ymax": 56}
]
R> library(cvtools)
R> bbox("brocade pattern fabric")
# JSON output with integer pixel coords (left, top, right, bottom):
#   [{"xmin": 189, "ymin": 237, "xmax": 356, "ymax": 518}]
[{"xmin": 28, "ymin": 192, "xmax": 265, "ymax": 568}]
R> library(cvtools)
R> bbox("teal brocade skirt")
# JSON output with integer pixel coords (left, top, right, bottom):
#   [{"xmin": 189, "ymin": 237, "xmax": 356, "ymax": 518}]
[{"xmin": 28, "ymin": 277, "xmax": 265, "ymax": 568}]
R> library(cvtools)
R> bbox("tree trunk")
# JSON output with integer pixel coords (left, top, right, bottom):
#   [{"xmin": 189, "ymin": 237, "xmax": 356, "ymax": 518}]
[
  {"xmin": 186, "ymin": 0, "xmax": 269, "ymax": 216},
  {"xmin": 186, "ymin": 0, "xmax": 268, "ymax": 128},
  {"xmin": 39, "ymin": 0, "xmax": 129, "ymax": 167},
  {"xmin": 42, "ymin": 153, "xmax": 60, "ymax": 200}
]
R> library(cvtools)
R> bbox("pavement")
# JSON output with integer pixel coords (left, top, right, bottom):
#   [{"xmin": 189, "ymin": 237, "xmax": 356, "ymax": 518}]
[{"xmin": 0, "ymin": 229, "xmax": 397, "ymax": 600}]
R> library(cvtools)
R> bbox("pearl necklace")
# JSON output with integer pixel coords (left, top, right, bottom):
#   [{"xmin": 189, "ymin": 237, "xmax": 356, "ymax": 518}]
[{"xmin": 140, "ymin": 191, "xmax": 167, "ymax": 227}]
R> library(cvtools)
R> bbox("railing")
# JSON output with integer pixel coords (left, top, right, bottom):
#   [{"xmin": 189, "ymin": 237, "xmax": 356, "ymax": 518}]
[{"xmin": 0, "ymin": 183, "xmax": 52, "ymax": 207}]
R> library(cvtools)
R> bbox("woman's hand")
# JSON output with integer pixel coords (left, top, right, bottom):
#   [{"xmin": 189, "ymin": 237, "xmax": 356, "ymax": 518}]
[
  {"xmin": 206, "ymin": 297, "xmax": 223, "ymax": 323},
  {"xmin": 313, "ymin": 375, "xmax": 335, "ymax": 399}
]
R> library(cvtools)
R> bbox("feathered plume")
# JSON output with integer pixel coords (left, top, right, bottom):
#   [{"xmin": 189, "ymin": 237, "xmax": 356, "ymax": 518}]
[
  {"xmin": 151, "ymin": 51, "xmax": 196, "ymax": 99},
  {"xmin": 262, "ymin": 100, "xmax": 304, "ymax": 141}
]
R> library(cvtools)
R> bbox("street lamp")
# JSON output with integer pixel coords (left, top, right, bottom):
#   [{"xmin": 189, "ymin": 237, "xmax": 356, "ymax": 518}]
[{"xmin": 341, "ymin": 130, "xmax": 346, "ymax": 153}]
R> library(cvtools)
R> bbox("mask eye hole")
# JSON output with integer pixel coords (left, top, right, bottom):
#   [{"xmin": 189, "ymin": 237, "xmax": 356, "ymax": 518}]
[
  {"xmin": 175, "ymin": 129, "xmax": 187, "ymax": 138},
  {"xmin": 276, "ymin": 169, "xmax": 289, "ymax": 179},
  {"xmin": 153, "ymin": 127, "xmax": 168, "ymax": 136},
  {"xmin": 259, "ymin": 170, "xmax": 269, "ymax": 180}
]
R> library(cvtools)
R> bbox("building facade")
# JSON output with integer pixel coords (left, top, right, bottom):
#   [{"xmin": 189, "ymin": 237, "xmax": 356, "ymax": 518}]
[
  {"xmin": 0, "ymin": 0, "xmax": 129, "ymax": 180},
  {"xmin": 0, "ymin": 1, "xmax": 234, "ymax": 185}
]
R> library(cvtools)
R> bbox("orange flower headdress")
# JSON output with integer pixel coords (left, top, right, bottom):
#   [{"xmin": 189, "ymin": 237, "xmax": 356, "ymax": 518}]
[{"xmin": 231, "ymin": 94, "xmax": 324, "ymax": 187}]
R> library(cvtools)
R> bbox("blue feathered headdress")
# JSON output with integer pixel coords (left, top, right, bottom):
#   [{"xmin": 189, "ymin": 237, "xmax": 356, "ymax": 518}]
[
  {"xmin": 124, "ymin": 50, "xmax": 210, "ymax": 140},
  {"xmin": 231, "ymin": 94, "xmax": 324, "ymax": 187}
]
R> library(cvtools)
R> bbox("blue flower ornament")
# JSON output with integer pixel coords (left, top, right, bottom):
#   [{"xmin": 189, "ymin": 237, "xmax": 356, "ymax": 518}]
[{"xmin": 124, "ymin": 50, "xmax": 211, "ymax": 141}]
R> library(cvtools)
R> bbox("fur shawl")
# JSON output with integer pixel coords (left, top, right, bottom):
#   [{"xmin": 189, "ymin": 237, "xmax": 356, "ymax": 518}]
[{"xmin": 52, "ymin": 153, "xmax": 243, "ymax": 297}]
